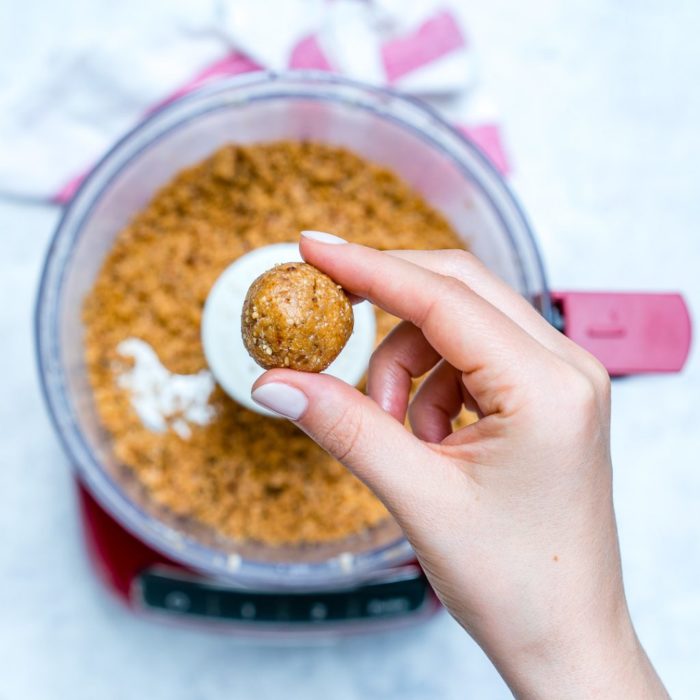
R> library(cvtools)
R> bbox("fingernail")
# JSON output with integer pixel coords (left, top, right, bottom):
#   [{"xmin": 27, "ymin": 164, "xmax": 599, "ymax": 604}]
[
  {"xmin": 300, "ymin": 230, "xmax": 347, "ymax": 245},
  {"xmin": 251, "ymin": 382, "xmax": 308, "ymax": 420}
]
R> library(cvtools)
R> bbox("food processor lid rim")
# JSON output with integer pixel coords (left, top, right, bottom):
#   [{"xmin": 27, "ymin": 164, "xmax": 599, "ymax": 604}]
[
  {"xmin": 45, "ymin": 69, "xmax": 552, "ymax": 321},
  {"xmin": 35, "ymin": 70, "xmax": 549, "ymax": 584}
]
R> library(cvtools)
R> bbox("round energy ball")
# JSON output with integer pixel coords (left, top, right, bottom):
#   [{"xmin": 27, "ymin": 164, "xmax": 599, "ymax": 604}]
[{"xmin": 241, "ymin": 262, "xmax": 354, "ymax": 372}]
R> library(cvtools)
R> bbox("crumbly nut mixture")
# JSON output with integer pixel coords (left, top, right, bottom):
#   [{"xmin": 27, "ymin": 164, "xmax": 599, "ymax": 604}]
[
  {"xmin": 242, "ymin": 262, "xmax": 353, "ymax": 372},
  {"xmin": 83, "ymin": 141, "xmax": 468, "ymax": 546}
]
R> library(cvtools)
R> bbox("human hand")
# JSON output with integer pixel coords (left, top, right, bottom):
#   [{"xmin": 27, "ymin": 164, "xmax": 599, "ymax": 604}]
[{"xmin": 251, "ymin": 231, "xmax": 667, "ymax": 699}]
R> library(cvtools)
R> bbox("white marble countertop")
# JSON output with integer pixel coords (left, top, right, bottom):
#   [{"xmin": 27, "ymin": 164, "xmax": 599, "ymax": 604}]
[{"xmin": 1, "ymin": 2, "xmax": 699, "ymax": 698}]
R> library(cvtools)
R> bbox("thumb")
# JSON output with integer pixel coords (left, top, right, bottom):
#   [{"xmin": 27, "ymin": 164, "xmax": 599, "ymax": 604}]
[{"xmin": 251, "ymin": 369, "xmax": 443, "ymax": 510}]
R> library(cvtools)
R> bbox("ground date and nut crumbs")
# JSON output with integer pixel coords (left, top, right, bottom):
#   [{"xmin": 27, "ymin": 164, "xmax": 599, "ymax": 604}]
[{"xmin": 84, "ymin": 141, "xmax": 470, "ymax": 546}]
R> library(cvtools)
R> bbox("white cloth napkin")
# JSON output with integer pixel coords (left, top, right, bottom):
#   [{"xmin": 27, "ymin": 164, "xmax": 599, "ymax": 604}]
[{"xmin": 0, "ymin": 0, "xmax": 503, "ymax": 202}]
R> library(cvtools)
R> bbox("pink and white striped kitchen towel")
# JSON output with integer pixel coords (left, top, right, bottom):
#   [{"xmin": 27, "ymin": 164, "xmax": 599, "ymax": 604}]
[{"xmin": 0, "ymin": 0, "xmax": 509, "ymax": 204}]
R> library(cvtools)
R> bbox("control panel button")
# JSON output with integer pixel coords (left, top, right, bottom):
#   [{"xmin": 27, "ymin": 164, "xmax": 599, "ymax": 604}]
[{"xmin": 163, "ymin": 590, "xmax": 191, "ymax": 612}]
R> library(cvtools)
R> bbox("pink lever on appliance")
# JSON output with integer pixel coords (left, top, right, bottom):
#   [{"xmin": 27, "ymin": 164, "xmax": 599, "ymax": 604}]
[{"xmin": 551, "ymin": 292, "xmax": 691, "ymax": 376}]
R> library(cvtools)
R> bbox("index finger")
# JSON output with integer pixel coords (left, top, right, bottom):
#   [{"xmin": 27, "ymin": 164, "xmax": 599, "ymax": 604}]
[{"xmin": 299, "ymin": 231, "xmax": 553, "ymax": 417}]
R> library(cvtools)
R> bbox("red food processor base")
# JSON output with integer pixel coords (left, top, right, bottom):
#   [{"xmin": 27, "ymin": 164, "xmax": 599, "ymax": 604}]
[{"xmin": 76, "ymin": 480, "xmax": 440, "ymax": 635}]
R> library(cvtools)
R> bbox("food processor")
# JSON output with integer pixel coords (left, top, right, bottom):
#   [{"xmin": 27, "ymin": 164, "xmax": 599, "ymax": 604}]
[{"xmin": 36, "ymin": 72, "xmax": 691, "ymax": 635}]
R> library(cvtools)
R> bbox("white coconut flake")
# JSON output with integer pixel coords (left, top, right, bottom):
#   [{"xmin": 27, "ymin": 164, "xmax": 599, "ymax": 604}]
[{"xmin": 116, "ymin": 337, "xmax": 216, "ymax": 438}]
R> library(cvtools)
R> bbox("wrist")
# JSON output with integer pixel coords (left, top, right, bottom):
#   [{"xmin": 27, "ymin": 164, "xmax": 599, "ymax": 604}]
[{"xmin": 483, "ymin": 605, "xmax": 667, "ymax": 699}]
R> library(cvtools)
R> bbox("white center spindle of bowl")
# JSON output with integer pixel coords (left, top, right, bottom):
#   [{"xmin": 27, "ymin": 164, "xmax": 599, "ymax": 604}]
[{"xmin": 201, "ymin": 242, "xmax": 376, "ymax": 417}]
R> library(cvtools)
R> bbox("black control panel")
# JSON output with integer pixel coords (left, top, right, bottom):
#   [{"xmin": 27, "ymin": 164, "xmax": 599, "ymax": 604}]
[{"xmin": 136, "ymin": 567, "xmax": 430, "ymax": 624}]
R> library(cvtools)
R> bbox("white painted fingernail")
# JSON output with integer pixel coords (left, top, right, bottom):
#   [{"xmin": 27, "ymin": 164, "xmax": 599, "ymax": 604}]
[
  {"xmin": 300, "ymin": 230, "xmax": 347, "ymax": 245},
  {"xmin": 251, "ymin": 383, "xmax": 308, "ymax": 420}
]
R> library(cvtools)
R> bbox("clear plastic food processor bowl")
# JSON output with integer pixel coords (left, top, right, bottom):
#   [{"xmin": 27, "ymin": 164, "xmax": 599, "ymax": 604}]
[{"xmin": 36, "ymin": 72, "xmax": 551, "ymax": 590}]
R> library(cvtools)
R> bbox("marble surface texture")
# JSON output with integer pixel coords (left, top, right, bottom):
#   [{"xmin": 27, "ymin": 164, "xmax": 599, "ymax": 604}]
[{"xmin": 1, "ymin": 1, "xmax": 699, "ymax": 698}]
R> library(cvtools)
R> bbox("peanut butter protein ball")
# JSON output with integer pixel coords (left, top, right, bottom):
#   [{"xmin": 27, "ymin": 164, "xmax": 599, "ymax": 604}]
[{"xmin": 242, "ymin": 262, "xmax": 353, "ymax": 372}]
